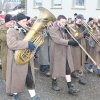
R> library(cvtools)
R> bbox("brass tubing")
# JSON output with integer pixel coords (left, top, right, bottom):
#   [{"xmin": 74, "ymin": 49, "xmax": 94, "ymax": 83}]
[{"xmin": 65, "ymin": 27, "xmax": 97, "ymax": 66}]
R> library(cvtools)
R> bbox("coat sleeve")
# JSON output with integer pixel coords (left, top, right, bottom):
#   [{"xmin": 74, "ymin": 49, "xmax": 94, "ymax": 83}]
[
  {"xmin": 0, "ymin": 26, "xmax": 7, "ymax": 42},
  {"xmin": 6, "ymin": 28, "xmax": 28, "ymax": 50},
  {"xmin": 49, "ymin": 27, "xmax": 69, "ymax": 46}
]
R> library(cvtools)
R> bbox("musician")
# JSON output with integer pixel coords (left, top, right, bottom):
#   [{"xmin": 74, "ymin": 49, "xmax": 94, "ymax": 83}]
[
  {"xmin": 69, "ymin": 14, "xmax": 89, "ymax": 85},
  {"xmin": 38, "ymin": 21, "xmax": 53, "ymax": 77},
  {"xmin": 6, "ymin": 13, "xmax": 39, "ymax": 100},
  {"xmin": 86, "ymin": 17, "xmax": 96, "ymax": 73},
  {"xmin": 94, "ymin": 18, "xmax": 100, "ymax": 75},
  {"xmin": 0, "ymin": 14, "xmax": 14, "ymax": 80},
  {"xmin": 49, "ymin": 15, "xmax": 79, "ymax": 95}
]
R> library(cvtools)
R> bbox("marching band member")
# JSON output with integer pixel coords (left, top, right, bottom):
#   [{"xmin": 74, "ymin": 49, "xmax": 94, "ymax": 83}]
[
  {"xmin": 69, "ymin": 14, "xmax": 89, "ymax": 85},
  {"xmin": 86, "ymin": 17, "xmax": 96, "ymax": 73},
  {"xmin": 6, "ymin": 13, "xmax": 39, "ymax": 100},
  {"xmin": 0, "ymin": 14, "xmax": 14, "ymax": 80},
  {"xmin": 94, "ymin": 18, "xmax": 100, "ymax": 75},
  {"xmin": 49, "ymin": 15, "xmax": 79, "ymax": 95},
  {"xmin": 38, "ymin": 21, "xmax": 53, "ymax": 77}
]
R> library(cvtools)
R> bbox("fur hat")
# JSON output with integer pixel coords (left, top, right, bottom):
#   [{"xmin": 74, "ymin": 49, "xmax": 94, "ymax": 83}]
[
  {"xmin": 76, "ymin": 14, "xmax": 85, "ymax": 20},
  {"xmin": 16, "ymin": 13, "xmax": 28, "ymax": 21},
  {"xmin": 5, "ymin": 14, "xmax": 12, "ymax": 23},
  {"xmin": 88, "ymin": 17, "xmax": 94, "ymax": 22}
]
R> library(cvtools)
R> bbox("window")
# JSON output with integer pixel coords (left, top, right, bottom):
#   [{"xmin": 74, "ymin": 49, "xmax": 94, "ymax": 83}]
[
  {"xmin": 33, "ymin": 0, "xmax": 42, "ymax": 8},
  {"xmin": 51, "ymin": 0, "xmax": 62, "ymax": 8},
  {"xmin": 97, "ymin": 0, "xmax": 100, "ymax": 9},
  {"xmin": 8, "ymin": 0, "xmax": 20, "ymax": 2},
  {"xmin": 72, "ymin": 0, "xmax": 85, "ymax": 9}
]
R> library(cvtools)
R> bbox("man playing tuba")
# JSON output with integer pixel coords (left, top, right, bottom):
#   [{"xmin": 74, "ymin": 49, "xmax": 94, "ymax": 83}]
[{"xmin": 6, "ymin": 13, "xmax": 39, "ymax": 100}]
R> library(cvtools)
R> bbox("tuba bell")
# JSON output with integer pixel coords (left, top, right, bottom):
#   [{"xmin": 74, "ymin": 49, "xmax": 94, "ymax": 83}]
[{"xmin": 14, "ymin": 7, "xmax": 56, "ymax": 64}]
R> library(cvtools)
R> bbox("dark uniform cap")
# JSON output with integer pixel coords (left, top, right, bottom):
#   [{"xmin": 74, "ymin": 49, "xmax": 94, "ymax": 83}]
[
  {"xmin": 16, "ymin": 13, "xmax": 28, "ymax": 21},
  {"xmin": 88, "ymin": 17, "xmax": 94, "ymax": 22},
  {"xmin": 5, "ymin": 14, "xmax": 12, "ymax": 23},
  {"xmin": 27, "ymin": 16, "xmax": 30, "ymax": 20},
  {"xmin": 76, "ymin": 14, "xmax": 85, "ymax": 20}
]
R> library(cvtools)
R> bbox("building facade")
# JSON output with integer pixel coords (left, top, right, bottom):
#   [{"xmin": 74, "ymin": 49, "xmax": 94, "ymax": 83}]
[
  {"xmin": 26, "ymin": 0, "xmax": 100, "ymax": 20},
  {"xmin": 0, "ymin": 0, "xmax": 21, "ymax": 12}
]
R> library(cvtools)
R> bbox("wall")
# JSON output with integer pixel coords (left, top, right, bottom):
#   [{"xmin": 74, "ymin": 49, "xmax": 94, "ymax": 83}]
[{"xmin": 27, "ymin": 0, "xmax": 100, "ymax": 21}]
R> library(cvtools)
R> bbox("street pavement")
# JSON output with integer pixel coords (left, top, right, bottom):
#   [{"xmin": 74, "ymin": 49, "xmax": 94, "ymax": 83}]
[{"xmin": 0, "ymin": 65, "xmax": 100, "ymax": 100}]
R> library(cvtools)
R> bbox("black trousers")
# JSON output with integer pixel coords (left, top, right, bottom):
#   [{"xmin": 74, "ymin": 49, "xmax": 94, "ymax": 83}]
[
  {"xmin": 66, "ymin": 60, "xmax": 71, "ymax": 75},
  {"xmin": 25, "ymin": 63, "xmax": 35, "ymax": 89}
]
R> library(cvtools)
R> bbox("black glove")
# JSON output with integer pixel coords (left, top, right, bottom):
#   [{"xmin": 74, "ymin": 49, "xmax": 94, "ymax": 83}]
[
  {"xmin": 36, "ymin": 47, "xmax": 40, "ymax": 52},
  {"xmin": 82, "ymin": 29, "xmax": 90, "ymax": 37},
  {"xmin": 28, "ymin": 41, "xmax": 36, "ymax": 51},
  {"xmin": 68, "ymin": 39, "xmax": 79, "ymax": 46}
]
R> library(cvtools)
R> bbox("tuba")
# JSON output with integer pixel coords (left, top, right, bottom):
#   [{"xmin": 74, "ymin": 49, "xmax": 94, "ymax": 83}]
[{"xmin": 14, "ymin": 7, "xmax": 56, "ymax": 64}]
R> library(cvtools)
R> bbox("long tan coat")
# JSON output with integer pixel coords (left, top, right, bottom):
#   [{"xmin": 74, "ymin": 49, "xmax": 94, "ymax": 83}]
[
  {"xmin": 6, "ymin": 27, "xmax": 35, "ymax": 94},
  {"xmin": 49, "ymin": 22, "xmax": 72, "ymax": 78},
  {"xmin": 38, "ymin": 28, "xmax": 50, "ymax": 65},
  {"xmin": 94, "ymin": 29, "xmax": 100, "ymax": 68},
  {"xmin": 69, "ymin": 24, "xmax": 86, "ymax": 72},
  {"xmin": 86, "ymin": 30, "xmax": 97, "ymax": 64},
  {"xmin": 0, "ymin": 24, "xmax": 8, "ymax": 80}
]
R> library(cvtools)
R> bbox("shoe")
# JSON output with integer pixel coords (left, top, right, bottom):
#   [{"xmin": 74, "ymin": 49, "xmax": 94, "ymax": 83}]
[
  {"xmin": 86, "ymin": 64, "xmax": 94, "ymax": 73},
  {"xmin": 0, "ymin": 65, "xmax": 2, "ymax": 69},
  {"xmin": 96, "ymin": 69, "xmax": 100, "ymax": 76},
  {"xmin": 52, "ymin": 79, "xmax": 60, "ymax": 91},
  {"xmin": 79, "ymin": 76, "xmax": 87, "ymax": 85},
  {"xmin": 40, "ymin": 65, "xmax": 49, "ymax": 72},
  {"xmin": 68, "ymin": 85, "xmax": 80, "ymax": 95},
  {"xmin": 40, "ymin": 65, "xmax": 50, "ymax": 77},
  {"xmin": 7, "ymin": 93, "xmax": 14, "ymax": 96},
  {"xmin": 12, "ymin": 94, "xmax": 20, "ymax": 100},
  {"xmin": 31, "ymin": 95, "xmax": 40, "ymax": 100},
  {"xmin": 45, "ymin": 71, "xmax": 50, "ymax": 77},
  {"xmin": 71, "ymin": 71, "xmax": 80, "ymax": 78}
]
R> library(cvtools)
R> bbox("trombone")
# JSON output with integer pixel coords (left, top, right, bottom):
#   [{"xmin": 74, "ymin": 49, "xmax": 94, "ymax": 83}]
[
  {"xmin": 65, "ymin": 24, "xmax": 97, "ymax": 66},
  {"xmin": 83, "ymin": 22, "xmax": 100, "ymax": 46}
]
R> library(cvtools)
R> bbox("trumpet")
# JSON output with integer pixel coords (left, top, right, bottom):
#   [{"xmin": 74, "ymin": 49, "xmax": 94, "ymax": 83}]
[
  {"xmin": 65, "ymin": 24, "xmax": 97, "ymax": 66},
  {"xmin": 83, "ymin": 22, "xmax": 100, "ymax": 46}
]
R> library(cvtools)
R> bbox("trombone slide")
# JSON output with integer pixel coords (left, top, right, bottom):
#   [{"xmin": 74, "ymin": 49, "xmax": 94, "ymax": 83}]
[{"xmin": 65, "ymin": 27, "xmax": 97, "ymax": 66}]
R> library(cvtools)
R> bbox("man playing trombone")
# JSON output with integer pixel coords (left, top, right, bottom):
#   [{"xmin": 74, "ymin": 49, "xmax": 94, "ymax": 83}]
[
  {"xmin": 67, "ymin": 14, "xmax": 90, "ymax": 85},
  {"xmin": 49, "ymin": 15, "xmax": 79, "ymax": 95}
]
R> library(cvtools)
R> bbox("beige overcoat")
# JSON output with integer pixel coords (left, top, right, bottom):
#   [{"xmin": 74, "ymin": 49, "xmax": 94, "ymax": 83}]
[
  {"xmin": 6, "ymin": 27, "xmax": 35, "ymax": 94},
  {"xmin": 0, "ymin": 25, "xmax": 8, "ymax": 80},
  {"xmin": 49, "ymin": 22, "xmax": 73, "ymax": 78}
]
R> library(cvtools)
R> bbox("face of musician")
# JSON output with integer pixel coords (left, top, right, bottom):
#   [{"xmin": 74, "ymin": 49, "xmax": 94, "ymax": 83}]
[
  {"xmin": 17, "ymin": 18, "xmax": 28, "ymax": 27},
  {"xmin": 57, "ymin": 15, "xmax": 67, "ymax": 28},
  {"xmin": 16, "ymin": 13, "xmax": 29, "ymax": 28},
  {"xmin": 5, "ymin": 20, "xmax": 14, "ymax": 27},
  {"xmin": 75, "ymin": 14, "xmax": 85, "ymax": 25},
  {"xmin": 75, "ymin": 18, "xmax": 84, "ymax": 25},
  {"xmin": 57, "ymin": 18, "xmax": 67, "ymax": 28}
]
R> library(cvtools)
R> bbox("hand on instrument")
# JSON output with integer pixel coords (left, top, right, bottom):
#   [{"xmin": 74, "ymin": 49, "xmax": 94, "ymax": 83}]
[
  {"xmin": 28, "ymin": 41, "xmax": 36, "ymax": 51},
  {"xmin": 36, "ymin": 47, "xmax": 40, "ymax": 52},
  {"xmin": 82, "ymin": 29, "xmax": 90, "ymax": 37},
  {"xmin": 68, "ymin": 39, "xmax": 79, "ymax": 46}
]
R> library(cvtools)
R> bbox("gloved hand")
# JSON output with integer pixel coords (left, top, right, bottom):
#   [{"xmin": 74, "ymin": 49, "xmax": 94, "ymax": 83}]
[
  {"xmin": 68, "ymin": 39, "xmax": 79, "ymax": 46},
  {"xmin": 82, "ymin": 29, "xmax": 90, "ymax": 37},
  {"xmin": 36, "ymin": 47, "xmax": 40, "ymax": 52},
  {"xmin": 28, "ymin": 41, "xmax": 36, "ymax": 51}
]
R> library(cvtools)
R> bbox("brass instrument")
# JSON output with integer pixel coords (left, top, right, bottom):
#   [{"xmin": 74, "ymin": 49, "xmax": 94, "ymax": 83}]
[
  {"xmin": 65, "ymin": 23, "xmax": 82, "ymax": 38},
  {"xmin": 15, "ymin": 7, "xmax": 56, "ymax": 64},
  {"xmin": 83, "ymin": 22, "xmax": 100, "ymax": 46},
  {"xmin": 65, "ymin": 23, "xmax": 97, "ymax": 66}
]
